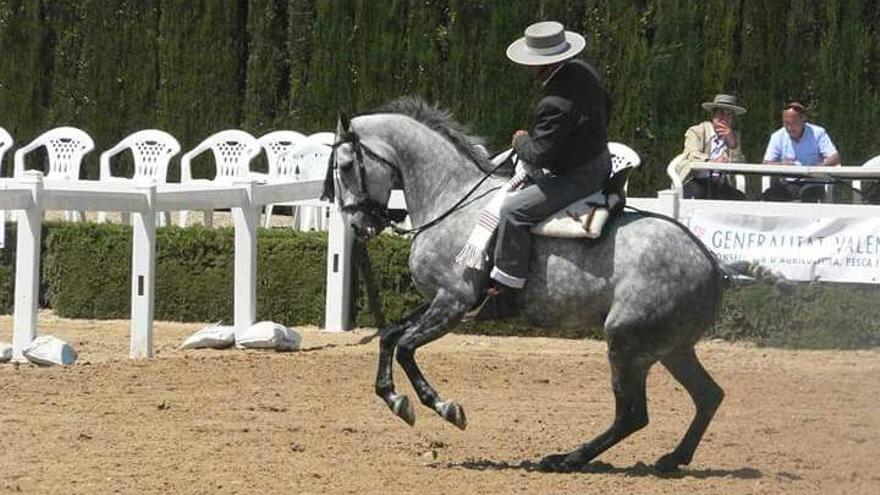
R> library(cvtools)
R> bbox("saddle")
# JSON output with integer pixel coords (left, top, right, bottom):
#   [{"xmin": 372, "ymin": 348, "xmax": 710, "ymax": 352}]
[
  {"xmin": 531, "ymin": 190, "xmax": 624, "ymax": 239},
  {"xmin": 531, "ymin": 142, "xmax": 641, "ymax": 239}
]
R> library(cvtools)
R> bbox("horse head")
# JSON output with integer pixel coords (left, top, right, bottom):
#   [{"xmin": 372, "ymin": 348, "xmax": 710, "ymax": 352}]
[{"xmin": 323, "ymin": 113, "xmax": 403, "ymax": 240}]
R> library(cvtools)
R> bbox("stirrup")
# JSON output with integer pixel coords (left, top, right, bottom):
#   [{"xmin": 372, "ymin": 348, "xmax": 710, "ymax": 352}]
[{"xmin": 464, "ymin": 285, "xmax": 520, "ymax": 321}]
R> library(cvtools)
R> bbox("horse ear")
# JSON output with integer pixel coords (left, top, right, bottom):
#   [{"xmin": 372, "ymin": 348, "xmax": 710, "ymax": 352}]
[{"xmin": 336, "ymin": 112, "xmax": 351, "ymax": 138}]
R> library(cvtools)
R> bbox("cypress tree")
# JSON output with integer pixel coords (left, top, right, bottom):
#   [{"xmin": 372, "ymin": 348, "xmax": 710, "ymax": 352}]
[
  {"xmin": 0, "ymin": 0, "xmax": 52, "ymax": 156},
  {"xmin": 1, "ymin": 0, "xmax": 879, "ymax": 191},
  {"xmin": 157, "ymin": 0, "xmax": 248, "ymax": 179},
  {"xmin": 284, "ymin": 0, "xmax": 314, "ymax": 129},
  {"xmin": 68, "ymin": 0, "xmax": 161, "ymax": 178},
  {"xmin": 399, "ymin": 0, "xmax": 448, "ymax": 103},
  {"xmin": 244, "ymin": 0, "xmax": 290, "ymax": 134},
  {"xmin": 302, "ymin": 0, "xmax": 355, "ymax": 131}
]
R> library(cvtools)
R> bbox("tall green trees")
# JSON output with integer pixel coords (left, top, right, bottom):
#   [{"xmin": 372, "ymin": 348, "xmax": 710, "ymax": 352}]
[{"xmin": 0, "ymin": 0, "xmax": 877, "ymax": 192}]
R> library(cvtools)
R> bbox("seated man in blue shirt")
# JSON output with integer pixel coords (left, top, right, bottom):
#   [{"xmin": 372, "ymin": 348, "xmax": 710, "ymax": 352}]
[{"xmin": 762, "ymin": 101, "xmax": 840, "ymax": 202}]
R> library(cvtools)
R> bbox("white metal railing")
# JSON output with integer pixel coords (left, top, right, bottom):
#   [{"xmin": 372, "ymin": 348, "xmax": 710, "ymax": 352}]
[
  {"xmin": 6, "ymin": 172, "xmax": 880, "ymax": 362},
  {"xmin": 667, "ymin": 159, "xmax": 880, "ymax": 201},
  {"xmin": 0, "ymin": 172, "xmax": 338, "ymax": 362}
]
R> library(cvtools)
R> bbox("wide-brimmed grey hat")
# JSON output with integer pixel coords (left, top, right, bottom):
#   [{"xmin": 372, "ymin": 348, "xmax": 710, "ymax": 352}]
[
  {"xmin": 506, "ymin": 21, "xmax": 586, "ymax": 66},
  {"xmin": 701, "ymin": 94, "xmax": 747, "ymax": 115}
]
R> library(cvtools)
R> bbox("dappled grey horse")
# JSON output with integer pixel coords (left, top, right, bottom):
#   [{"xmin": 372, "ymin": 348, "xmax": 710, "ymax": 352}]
[{"xmin": 323, "ymin": 97, "xmax": 746, "ymax": 473}]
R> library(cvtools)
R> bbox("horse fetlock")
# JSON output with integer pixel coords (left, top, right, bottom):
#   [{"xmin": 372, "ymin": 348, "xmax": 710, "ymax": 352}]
[
  {"xmin": 617, "ymin": 413, "xmax": 648, "ymax": 435},
  {"xmin": 704, "ymin": 386, "xmax": 725, "ymax": 409},
  {"xmin": 387, "ymin": 393, "xmax": 415, "ymax": 426},
  {"xmin": 655, "ymin": 451, "xmax": 691, "ymax": 473},
  {"xmin": 630, "ymin": 414, "xmax": 649, "ymax": 432},
  {"xmin": 435, "ymin": 400, "xmax": 468, "ymax": 430},
  {"xmin": 375, "ymin": 383, "xmax": 393, "ymax": 400}
]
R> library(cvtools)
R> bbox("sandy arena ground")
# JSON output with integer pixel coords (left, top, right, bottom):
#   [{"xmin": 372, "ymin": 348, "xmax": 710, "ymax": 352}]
[{"xmin": 1, "ymin": 311, "xmax": 878, "ymax": 494}]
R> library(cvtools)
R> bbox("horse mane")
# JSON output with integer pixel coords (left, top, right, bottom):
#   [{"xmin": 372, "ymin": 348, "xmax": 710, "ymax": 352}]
[{"xmin": 374, "ymin": 96, "xmax": 494, "ymax": 172}]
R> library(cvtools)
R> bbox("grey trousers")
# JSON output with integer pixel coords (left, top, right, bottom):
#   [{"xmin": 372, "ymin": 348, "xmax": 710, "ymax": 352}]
[{"xmin": 492, "ymin": 151, "xmax": 611, "ymax": 285}]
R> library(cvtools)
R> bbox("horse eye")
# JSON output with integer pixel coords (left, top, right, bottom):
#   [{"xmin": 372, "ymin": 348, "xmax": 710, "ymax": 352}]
[{"xmin": 335, "ymin": 145, "xmax": 355, "ymax": 170}]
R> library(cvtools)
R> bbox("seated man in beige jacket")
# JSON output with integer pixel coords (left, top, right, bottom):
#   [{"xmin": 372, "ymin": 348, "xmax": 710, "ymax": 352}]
[{"xmin": 681, "ymin": 94, "xmax": 747, "ymax": 200}]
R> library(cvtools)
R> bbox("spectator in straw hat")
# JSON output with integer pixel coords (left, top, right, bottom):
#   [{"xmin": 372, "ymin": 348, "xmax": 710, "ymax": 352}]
[
  {"xmin": 467, "ymin": 21, "xmax": 612, "ymax": 320},
  {"xmin": 680, "ymin": 94, "xmax": 747, "ymax": 200}
]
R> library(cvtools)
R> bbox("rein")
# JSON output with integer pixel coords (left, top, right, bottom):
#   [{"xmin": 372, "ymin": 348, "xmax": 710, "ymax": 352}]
[{"xmin": 331, "ymin": 133, "xmax": 508, "ymax": 237}]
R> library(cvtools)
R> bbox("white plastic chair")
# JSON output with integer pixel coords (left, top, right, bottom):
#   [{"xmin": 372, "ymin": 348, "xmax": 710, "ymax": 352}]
[
  {"xmin": 0, "ymin": 127, "xmax": 11, "ymax": 169},
  {"xmin": 853, "ymin": 155, "xmax": 880, "ymax": 203},
  {"xmin": 292, "ymin": 140, "xmax": 333, "ymax": 230},
  {"xmin": 178, "ymin": 129, "xmax": 262, "ymax": 227},
  {"xmin": 308, "ymin": 131, "xmax": 336, "ymax": 147},
  {"xmin": 607, "ymin": 142, "xmax": 641, "ymax": 193},
  {"xmin": 665, "ymin": 152, "xmax": 746, "ymax": 197},
  {"xmin": 262, "ymin": 135, "xmax": 332, "ymax": 230},
  {"xmin": 258, "ymin": 130, "xmax": 308, "ymax": 227},
  {"xmin": 98, "ymin": 129, "xmax": 181, "ymax": 225},
  {"xmin": 263, "ymin": 136, "xmax": 332, "ymax": 230},
  {"xmin": 0, "ymin": 127, "xmax": 13, "ymax": 247},
  {"xmin": 14, "ymin": 126, "xmax": 95, "ymax": 221}
]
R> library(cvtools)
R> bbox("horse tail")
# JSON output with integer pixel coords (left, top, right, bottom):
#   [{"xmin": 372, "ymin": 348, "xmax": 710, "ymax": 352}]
[{"xmin": 719, "ymin": 260, "xmax": 795, "ymax": 292}]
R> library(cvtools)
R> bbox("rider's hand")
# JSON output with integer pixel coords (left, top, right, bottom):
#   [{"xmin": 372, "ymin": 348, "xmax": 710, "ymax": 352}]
[{"xmin": 512, "ymin": 130, "xmax": 528, "ymax": 147}]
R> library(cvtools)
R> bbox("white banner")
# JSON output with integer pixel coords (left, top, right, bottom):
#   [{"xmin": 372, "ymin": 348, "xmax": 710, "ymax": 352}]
[{"xmin": 687, "ymin": 212, "xmax": 880, "ymax": 283}]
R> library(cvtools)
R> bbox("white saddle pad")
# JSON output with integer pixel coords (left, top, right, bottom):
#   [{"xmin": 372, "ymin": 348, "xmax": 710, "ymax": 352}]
[{"xmin": 531, "ymin": 191, "xmax": 622, "ymax": 239}]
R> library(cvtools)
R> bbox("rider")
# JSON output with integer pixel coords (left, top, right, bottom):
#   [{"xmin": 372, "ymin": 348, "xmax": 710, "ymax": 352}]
[{"xmin": 469, "ymin": 21, "xmax": 613, "ymax": 320}]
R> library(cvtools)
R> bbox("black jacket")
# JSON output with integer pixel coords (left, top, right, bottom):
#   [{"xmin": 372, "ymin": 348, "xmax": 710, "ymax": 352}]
[{"xmin": 514, "ymin": 58, "xmax": 611, "ymax": 175}]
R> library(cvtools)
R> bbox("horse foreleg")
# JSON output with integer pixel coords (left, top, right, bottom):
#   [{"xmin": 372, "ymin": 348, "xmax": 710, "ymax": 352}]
[
  {"xmin": 375, "ymin": 304, "xmax": 429, "ymax": 426},
  {"xmin": 395, "ymin": 297, "xmax": 470, "ymax": 430},
  {"xmin": 655, "ymin": 347, "xmax": 724, "ymax": 472},
  {"xmin": 539, "ymin": 350, "xmax": 651, "ymax": 472}
]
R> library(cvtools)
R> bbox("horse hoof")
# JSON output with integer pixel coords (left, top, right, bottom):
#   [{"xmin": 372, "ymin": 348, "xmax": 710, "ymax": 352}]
[
  {"xmin": 388, "ymin": 394, "xmax": 415, "ymax": 426},
  {"xmin": 436, "ymin": 400, "xmax": 467, "ymax": 430},
  {"xmin": 538, "ymin": 453, "xmax": 581, "ymax": 473},
  {"xmin": 654, "ymin": 452, "xmax": 685, "ymax": 473}
]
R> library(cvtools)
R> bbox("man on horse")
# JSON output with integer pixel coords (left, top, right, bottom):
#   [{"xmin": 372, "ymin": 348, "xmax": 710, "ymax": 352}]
[{"xmin": 469, "ymin": 21, "xmax": 613, "ymax": 319}]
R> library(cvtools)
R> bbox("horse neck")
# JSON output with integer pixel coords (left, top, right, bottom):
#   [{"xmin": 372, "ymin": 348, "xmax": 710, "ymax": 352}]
[{"xmin": 358, "ymin": 115, "xmax": 494, "ymax": 227}]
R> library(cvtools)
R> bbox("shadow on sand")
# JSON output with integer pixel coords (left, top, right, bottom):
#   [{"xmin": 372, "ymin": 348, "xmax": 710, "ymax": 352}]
[{"xmin": 431, "ymin": 458, "xmax": 764, "ymax": 480}]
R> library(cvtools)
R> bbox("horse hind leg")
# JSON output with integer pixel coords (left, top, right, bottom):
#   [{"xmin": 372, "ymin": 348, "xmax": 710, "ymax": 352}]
[
  {"xmin": 374, "ymin": 304, "xmax": 429, "ymax": 426},
  {"xmin": 395, "ymin": 296, "xmax": 471, "ymax": 430},
  {"xmin": 539, "ymin": 349, "xmax": 651, "ymax": 472},
  {"xmin": 655, "ymin": 347, "xmax": 724, "ymax": 472}
]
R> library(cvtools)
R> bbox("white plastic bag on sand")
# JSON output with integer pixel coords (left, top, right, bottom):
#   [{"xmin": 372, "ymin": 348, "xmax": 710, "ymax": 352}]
[
  {"xmin": 236, "ymin": 321, "xmax": 301, "ymax": 351},
  {"xmin": 0, "ymin": 342, "xmax": 12, "ymax": 363},
  {"xmin": 23, "ymin": 335, "xmax": 77, "ymax": 366},
  {"xmin": 180, "ymin": 322, "xmax": 236, "ymax": 349}
]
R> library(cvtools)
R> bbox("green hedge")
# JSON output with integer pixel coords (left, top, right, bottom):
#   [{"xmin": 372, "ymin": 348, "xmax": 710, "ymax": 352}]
[
  {"xmin": 1, "ymin": 222, "xmax": 879, "ymax": 349},
  {"xmin": 1, "ymin": 0, "xmax": 879, "ymax": 193},
  {"xmin": 2, "ymin": 222, "xmax": 328, "ymax": 324},
  {"xmin": 0, "ymin": 233, "xmax": 14, "ymax": 312},
  {"xmin": 43, "ymin": 224, "xmax": 326, "ymax": 324}
]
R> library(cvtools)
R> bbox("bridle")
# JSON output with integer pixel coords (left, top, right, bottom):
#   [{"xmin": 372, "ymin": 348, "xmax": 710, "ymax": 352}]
[
  {"xmin": 327, "ymin": 129, "xmax": 507, "ymax": 237},
  {"xmin": 328, "ymin": 131, "xmax": 407, "ymax": 229}
]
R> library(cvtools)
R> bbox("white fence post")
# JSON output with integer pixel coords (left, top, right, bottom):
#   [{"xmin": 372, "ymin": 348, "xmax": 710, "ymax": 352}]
[
  {"xmin": 232, "ymin": 180, "xmax": 258, "ymax": 336},
  {"xmin": 12, "ymin": 171, "xmax": 43, "ymax": 361},
  {"xmin": 130, "ymin": 181, "xmax": 157, "ymax": 359},
  {"xmin": 657, "ymin": 188, "xmax": 681, "ymax": 220},
  {"xmin": 324, "ymin": 203, "xmax": 353, "ymax": 331}
]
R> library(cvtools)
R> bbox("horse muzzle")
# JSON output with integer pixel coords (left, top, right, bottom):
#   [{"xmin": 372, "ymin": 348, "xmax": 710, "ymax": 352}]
[{"xmin": 349, "ymin": 211, "xmax": 388, "ymax": 240}]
